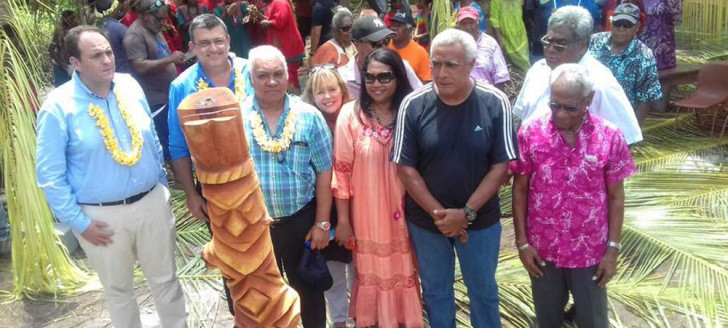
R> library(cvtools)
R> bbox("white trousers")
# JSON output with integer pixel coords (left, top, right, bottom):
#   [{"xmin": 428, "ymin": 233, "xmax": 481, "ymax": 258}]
[
  {"xmin": 325, "ymin": 261, "xmax": 355, "ymax": 324},
  {"xmin": 75, "ymin": 184, "xmax": 187, "ymax": 328}
]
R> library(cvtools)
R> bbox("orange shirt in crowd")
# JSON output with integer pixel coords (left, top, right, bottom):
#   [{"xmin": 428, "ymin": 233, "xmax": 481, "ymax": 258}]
[
  {"xmin": 388, "ymin": 39, "xmax": 432, "ymax": 83},
  {"xmin": 311, "ymin": 40, "xmax": 351, "ymax": 68}
]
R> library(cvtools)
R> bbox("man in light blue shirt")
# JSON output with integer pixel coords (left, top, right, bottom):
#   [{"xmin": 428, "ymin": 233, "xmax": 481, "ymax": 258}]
[{"xmin": 35, "ymin": 25, "xmax": 186, "ymax": 328}]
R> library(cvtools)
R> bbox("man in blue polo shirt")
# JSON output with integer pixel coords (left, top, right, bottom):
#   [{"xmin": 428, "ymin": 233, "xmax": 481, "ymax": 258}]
[{"xmin": 167, "ymin": 13, "xmax": 252, "ymax": 317}]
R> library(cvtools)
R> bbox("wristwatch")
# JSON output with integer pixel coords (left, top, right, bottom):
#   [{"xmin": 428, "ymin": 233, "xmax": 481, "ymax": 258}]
[
  {"xmin": 315, "ymin": 221, "xmax": 331, "ymax": 231},
  {"xmin": 607, "ymin": 241, "xmax": 621, "ymax": 250},
  {"xmin": 462, "ymin": 206, "xmax": 477, "ymax": 225}
]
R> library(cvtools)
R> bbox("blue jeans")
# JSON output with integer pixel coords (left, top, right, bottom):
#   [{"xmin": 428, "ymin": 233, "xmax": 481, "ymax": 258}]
[{"xmin": 408, "ymin": 221, "xmax": 502, "ymax": 328}]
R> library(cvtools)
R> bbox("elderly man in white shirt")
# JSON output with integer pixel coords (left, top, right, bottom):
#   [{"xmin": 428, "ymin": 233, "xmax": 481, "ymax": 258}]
[{"xmin": 513, "ymin": 5, "xmax": 642, "ymax": 145}]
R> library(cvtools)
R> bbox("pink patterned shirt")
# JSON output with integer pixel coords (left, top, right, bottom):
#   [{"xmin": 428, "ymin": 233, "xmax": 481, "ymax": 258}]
[{"xmin": 510, "ymin": 112, "xmax": 636, "ymax": 268}]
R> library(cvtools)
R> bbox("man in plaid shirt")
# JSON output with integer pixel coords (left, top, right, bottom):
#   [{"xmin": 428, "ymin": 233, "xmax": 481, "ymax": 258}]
[{"xmin": 242, "ymin": 45, "xmax": 333, "ymax": 328}]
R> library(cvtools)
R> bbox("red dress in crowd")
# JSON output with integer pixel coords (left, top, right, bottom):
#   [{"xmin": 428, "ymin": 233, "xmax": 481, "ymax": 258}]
[
  {"xmin": 164, "ymin": 1, "xmax": 184, "ymax": 53},
  {"xmin": 265, "ymin": 0, "xmax": 305, "ymax": 88}
]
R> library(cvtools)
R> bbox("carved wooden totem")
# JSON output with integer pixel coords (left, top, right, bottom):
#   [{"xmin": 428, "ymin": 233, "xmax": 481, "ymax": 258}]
[{"xmin": 177, "ymin": 88, "xmax": 301, "ymax": 327}]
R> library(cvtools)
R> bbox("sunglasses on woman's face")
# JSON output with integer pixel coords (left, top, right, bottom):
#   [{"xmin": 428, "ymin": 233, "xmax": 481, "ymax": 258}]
[
  {"xmin": 612, "ymin": 20, "xmax": 636, "ymax": 29},
  {"xmin": 363, "ymin": 71, "xmax": 395, "ymax": 84},
  {"xmin": 339, "ymin": 25, "xmax": 352, "ymax": 32}
]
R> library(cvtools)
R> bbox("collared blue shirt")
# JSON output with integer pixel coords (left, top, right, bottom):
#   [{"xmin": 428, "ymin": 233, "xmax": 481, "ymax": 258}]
[
  {"xmin": 589, "ymin": 32, "xmax": 663, "ymax": 108},
  {"xmin": 168, "ymin": 56, "xmax": 253, "ymax": 160},
  {"xmin": 242, "ymin": 95, "xmax": 333, "ymax": 218},
  {"xmin": 36, "ymin": 72, "xmax": 167, "ymax": 233},
  {"xmin": 101, "ymin": 17, "xmax": 130, "ymax": 73}
]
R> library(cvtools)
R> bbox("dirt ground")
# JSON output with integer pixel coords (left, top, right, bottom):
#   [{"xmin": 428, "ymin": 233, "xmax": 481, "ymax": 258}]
[
  {"xmin": 0, "ymin": 253, "xmax": 235, "ymax": 328},
  {"xmin": 0, "ymin": 223, "xmax": 538, "ymax": 328}
]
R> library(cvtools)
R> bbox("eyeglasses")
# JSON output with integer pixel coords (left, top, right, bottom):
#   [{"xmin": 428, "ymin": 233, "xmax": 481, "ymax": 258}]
[
  {"xmin": 549, "ymin": 99, "xmax": 587, "ymax": 112},
  {"xmin": 612, "ymin": 20, "xmax": 636, "ymax": 29},
  {"xmin": 309, "ymin": 63, "xmax": 335, "ymax": 74},
  {"xmin": 145, "ymin": 0, "xmax": 165, "ymax": 12},
  {"xmin": 193, "ymin": 38, "xmax": 226, "ymax": 49},
  {"xmin": 339, "ymin": 25, "xmax": 352, "ymax": 32},
  {"xmin": 540, "ymin": 35, "xmax": 573, "ymax": 52},
  {"xmin": 363, "ymin": 71, "xmax": 395, "ymax": 84}
]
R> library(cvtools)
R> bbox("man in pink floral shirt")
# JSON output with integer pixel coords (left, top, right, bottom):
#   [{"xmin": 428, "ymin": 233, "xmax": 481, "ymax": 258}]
[{"xmin": 511, "ymin": 64, "xmax": 636, "ymax": 328}]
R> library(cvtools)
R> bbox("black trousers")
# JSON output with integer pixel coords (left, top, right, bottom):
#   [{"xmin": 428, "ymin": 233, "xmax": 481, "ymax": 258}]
[
  {"xmin": 270, "ymin": 201, "xmax": 327, "ymax": 328},
  {"xmin": 530, "ymin": 262, "xmax": 608, "ymax": 328}
]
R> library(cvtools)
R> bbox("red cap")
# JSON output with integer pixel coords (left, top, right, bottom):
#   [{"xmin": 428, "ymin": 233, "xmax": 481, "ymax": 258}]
[{"xmin": 457, "ymin": 7, "xmax": 479, "ymax": 23}]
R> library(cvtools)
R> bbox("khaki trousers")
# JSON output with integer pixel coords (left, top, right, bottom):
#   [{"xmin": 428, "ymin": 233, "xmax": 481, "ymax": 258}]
[{"xmin": 75, "ymin": 184, "xmax": 187, "ymax": 328}]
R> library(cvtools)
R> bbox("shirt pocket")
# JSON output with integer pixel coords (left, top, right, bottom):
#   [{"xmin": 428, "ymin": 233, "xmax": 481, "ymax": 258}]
[
  {"xmin": 578, "ymin": 151, "xmax": 608, "ymax": 189},
  {"xmin": 289, "ymin": 140, "xmax": 312, "ymax": 176}
]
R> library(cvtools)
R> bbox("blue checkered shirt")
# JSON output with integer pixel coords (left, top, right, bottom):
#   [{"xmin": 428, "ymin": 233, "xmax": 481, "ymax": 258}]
[{"xmin": 242, "ymin": 95, "xmax": 333, "ymax": 218}]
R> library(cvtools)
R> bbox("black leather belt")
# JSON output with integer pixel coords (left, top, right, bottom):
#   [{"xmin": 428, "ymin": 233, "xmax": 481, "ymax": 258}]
[{"xmin": 79, "ymin": 185, "xmax": 156, "ymax": 206}]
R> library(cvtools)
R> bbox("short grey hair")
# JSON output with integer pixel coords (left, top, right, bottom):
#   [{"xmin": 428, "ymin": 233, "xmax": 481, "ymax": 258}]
[
  {"xmin": 248, "ymin": 45, "xmax": 289, "ymax": 80},
  {"xmin": 331, "ymin": 7, "xmax": 353, "ymax": 29},
  {"xmin": 189, "ymin": 14, "xmax": 228, "ymax": 42},
  {"xmin": 550, "ymin": 63, "xmax": 594, "ymax": 97},
  {"xmin": 548, "ymin": 6, "xmax": 594, "ymax": 41},
  {"xmin": 430, "ymin": 28, "xmax": 477, "ymax": 63}
]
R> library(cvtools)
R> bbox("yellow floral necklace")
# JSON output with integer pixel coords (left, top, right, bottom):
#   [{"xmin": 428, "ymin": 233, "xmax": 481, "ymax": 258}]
[
  {"xmin": 250, "ymin": 109, "xmax": 297, "ymax": 153},
  {"xmin": 88, "ymin": 90, "xmax": 144, "ymax": 166},
  {"xmin": 196, "ymin": 66, "xmax": 246, "ymax": 102}
]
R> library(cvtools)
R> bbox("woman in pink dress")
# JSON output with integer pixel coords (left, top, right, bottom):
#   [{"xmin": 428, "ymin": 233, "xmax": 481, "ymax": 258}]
[{"xmin": 331, "ymin": 48, "xmax": 424, "ymax": 328}]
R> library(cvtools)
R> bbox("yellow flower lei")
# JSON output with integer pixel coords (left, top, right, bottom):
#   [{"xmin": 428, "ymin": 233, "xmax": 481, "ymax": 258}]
[
  {"xmin": 88, "ymin": 90, "xmax": 144, "ymax": 166},
  {"xmin": 196, "ymin": 66, "xmax": 246, "ymax": 102},
  {"xmin": 250, "ymin": 110, "xmax": 297, "ymax": 153}
]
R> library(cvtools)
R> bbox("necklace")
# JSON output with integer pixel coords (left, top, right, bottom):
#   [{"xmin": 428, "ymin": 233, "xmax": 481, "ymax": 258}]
[
  {"xmin": 88, "ymin": 90, "xmax": 144, "ymax": 166},
  {"xmin": 196, "ymin": 63, "xmax": 246, "ymax": 102},
  {"xmin": 370, "ymin": 104, "xmax": 395, "ymax": 129},
  {"xmin": 365, "ymin": 105, "xmax": 394, "ymax": 146},
  {"xmin": 250, "ymin": 109, "xmax": 297, "ymax": 153}
]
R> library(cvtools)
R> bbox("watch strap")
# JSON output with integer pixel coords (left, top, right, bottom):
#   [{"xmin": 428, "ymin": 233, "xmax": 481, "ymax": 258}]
[
  {"xmin": 463, "ymin": 205, "xmax": 476, "ymax": 224},
  {"xmin": 608, "ymin": 241, "xmax": 621, "ymax": 250}
]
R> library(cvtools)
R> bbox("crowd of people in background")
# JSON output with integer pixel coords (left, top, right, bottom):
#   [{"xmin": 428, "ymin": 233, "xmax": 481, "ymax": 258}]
[{"xmin": 34, "ymin": 0, "xmax": 684, "ymax": 327}]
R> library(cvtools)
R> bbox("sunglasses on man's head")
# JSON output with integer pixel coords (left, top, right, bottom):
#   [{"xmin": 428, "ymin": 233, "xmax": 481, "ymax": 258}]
[
  {"xmin": 146, "ymin": 0, "xmax": 165, "ymax": 12},
  {"xmin": 549, "ymin": 100, "xmax": 586, "ymax": 112},
  {"xmin": 612, "ymin": 20, "xmax": 636, "ymax": 29},
  {"xmin": 363, "ymin": 71, "xmax": 395, "ymax": 84}
]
